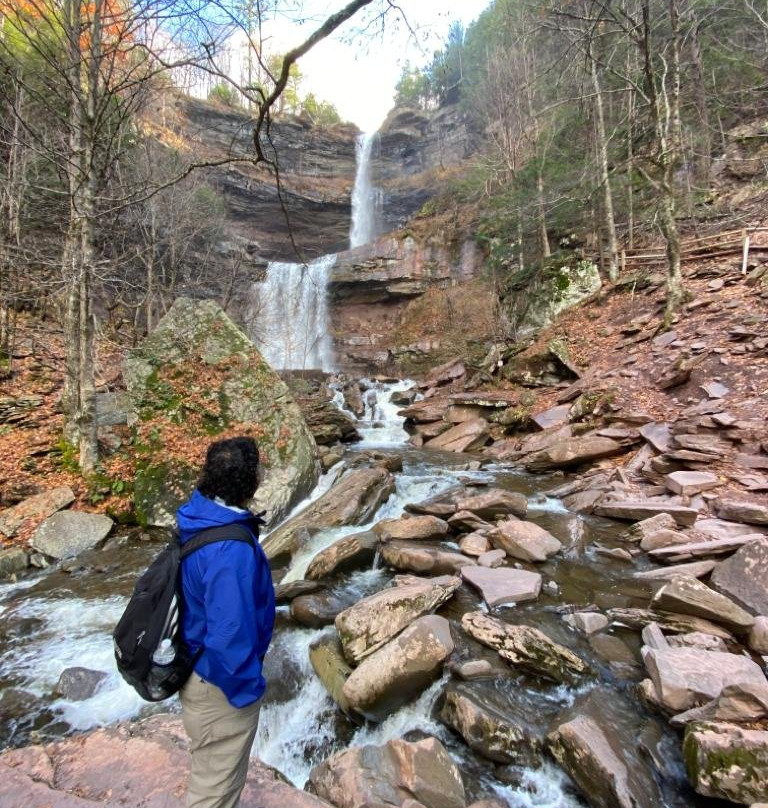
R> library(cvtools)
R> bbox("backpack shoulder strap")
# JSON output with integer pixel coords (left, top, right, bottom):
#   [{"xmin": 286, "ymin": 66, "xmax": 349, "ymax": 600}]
[{"xmin": 179, "ymin": 524, "xmax": 255, "ymax": 560}]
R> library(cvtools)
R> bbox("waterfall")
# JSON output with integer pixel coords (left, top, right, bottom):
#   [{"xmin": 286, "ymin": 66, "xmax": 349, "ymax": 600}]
[
  {"xmin": 349, "ymin": 132, "xmax": 380, "ymax": 248},
  {"xmin": 250, "ymin": 254, "xmax": 336, "ymax": 371}
]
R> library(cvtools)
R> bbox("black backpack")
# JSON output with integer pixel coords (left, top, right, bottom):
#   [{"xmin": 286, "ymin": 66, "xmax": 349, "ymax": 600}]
[{"xmin": 113, "ymin": 524, "xmax": 256, "ymax": 702}]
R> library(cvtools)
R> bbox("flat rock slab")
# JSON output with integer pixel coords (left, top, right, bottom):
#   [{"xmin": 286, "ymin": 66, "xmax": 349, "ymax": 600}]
[
  {"xmin": 633, "ymin": 560, "xmax": 718, "ymax": 581},
  {"xmin": 715, "ymin": 499, "xmax": 768, "ymax": 526},
  {"xmin": 308, "ymin": 737, "xmax": 465, "ymax": 808},
  {"xmin": 461, "ymin": 567, "xmax": 542, "ymax": 608},
  {"xmin": 30, "ymin": 511, "xmax": 113, "ymax": 560},
  {"xmin": 665, "ymin": 471, "xmax": 720, "ymax": 497},
  {"xmin": 652, "ymin": 575, "xmax": 755, "ymax": 631},
  {"xmin": 639, "ymin": 422, "xmax": 673, "ymax": 453},
  {"xmin": 595, "ymin": 501, "xmax": 698, "ymax": 527},
  {"xmin": 374, "ymin": 515, "xmax": 450, "ymax": 541},
  {"xmin": 532, "ymin": 404, "xmax": 572, "ymax": 431},
  {"xmin": 524, "ymin": 436, "xmax": 625, "ymax": 472},
  {"xmin": 710, "ymin": 537, "xmax": 768, "ymax": 616},
  {"xmin": 461, "ymin": 611, "xmax": 589, "ymax": 684},
  {"xmin": 649, "ymin": 534, "xmax": 765, "ymax": 564},
  {"xmin": 0, "ymin": 715, "xmax": 332, "ymax": 808},
  {"xmin": 643, "ymin": 647, "xmax": 768, "ymax": 713},
  {"xmin": 0, "ymin": 486, "xmax": 75, "ymax": 538},
  {"xmin": 683, "ymin": 722, "xmax": 768, "ymax": 804}
]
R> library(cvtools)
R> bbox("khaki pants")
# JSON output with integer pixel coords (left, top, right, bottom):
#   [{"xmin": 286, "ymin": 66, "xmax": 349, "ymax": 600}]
[{"xmin": 180, "ymin": 673, "xmax": 261, "ymax": 808}]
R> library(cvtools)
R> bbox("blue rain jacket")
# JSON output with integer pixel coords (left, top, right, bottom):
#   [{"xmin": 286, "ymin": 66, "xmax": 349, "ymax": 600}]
[{"xmin": 177, "ymin": 490, "xmax": 275, "ymax": 707}]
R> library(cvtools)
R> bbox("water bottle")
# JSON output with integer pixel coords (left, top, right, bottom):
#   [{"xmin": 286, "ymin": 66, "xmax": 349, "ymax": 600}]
[{"xmin": 152, "ymin": 638, "xmax": 175, "ymax": 666}]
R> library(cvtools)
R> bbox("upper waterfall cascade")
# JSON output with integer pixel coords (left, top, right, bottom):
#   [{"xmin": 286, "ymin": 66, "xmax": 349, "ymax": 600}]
[
  {"xmin": 250, "ymin": 131, "xmax": 381, "ymax": 371},
  {"xmin": 349, "ymin": 132, "xmax": 381, "ymax": 249}
]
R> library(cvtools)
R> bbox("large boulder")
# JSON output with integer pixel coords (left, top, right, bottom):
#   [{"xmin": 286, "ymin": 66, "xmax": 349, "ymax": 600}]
[
  {"xmin": 309, "ymin": 633, "xmax": 354, "ymax": 715},
  {"xmin": 439, "ymin": 684, "xmax": 541, "ymax": 765},
  {"xmin": 124, "ymin": 298, "xmax": 318, "ymax": 529},
  {"xmin": 454, "ymin": 489, "xmax": 528, "ymax": 520},
  {"xmin": 30, "ymin": 512, "xmax": 113, "ymax": 560},
  {"xmin": 0, "ymin": 714, "xmax": 332, "ymax": 808},
  {"xmin": 651, "ymin": 575, "xmax": 755, "ymax": 632},
  {"xmin": 642, "ymin": 646, "xmax": 768, "ymax": 713},
  {"xmin": 373, "ymin": 515, "xmax": 450, "ymax": 541},
  {"xmin": 342, "ymin": 615, "xmax": 454, "ymax": 720},
  {"xmin": 546, "ymin": 690, "xmax": 664, "ymax": 808},
  {"xmin": 461, "ymin": 612, "xmax": 589, "ymax": 684},
  {"xmin": 262, "ymin": 467, "xmax": 395, "ymax": 560},
  {"xmin": 0, "ymin": 486, "xmax": 75, "ymax": 538},
  {"xmin": 489, "ymin": 519, "xmax": 561, "ymax": 562},
  {"xmin": 524, "ymin": 436, "xmax": 624, "ymax": 472},
  {"xmin": 305, "ymin": 531, "xmax": 379, "ymax": 580},
  {"xmin": 307, "ymin": 737, "xmax": 466, "ymax": 808},
  {"xmin": 335, "ymin": 575, "xmax": 461, "ymax": 664},
  {"xmin": 683, "ymin": 721, "xmax": 768, "ymax": 804},
  {"xmin": 709, "ymin": 537, "xmax": 768, "ymax": 616},
  {"xmin": 461, "ymin": 567, "xmax": 542, "ymax": 608},
  {"xmin": 424, "ymin": 419, "xmax": 490, "ymax": 453}
]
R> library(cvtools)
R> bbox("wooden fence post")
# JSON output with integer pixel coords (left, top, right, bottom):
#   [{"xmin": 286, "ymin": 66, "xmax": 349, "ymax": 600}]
[{"xmin": 742, "ymin": 229, "xmax": 750, "ymax": 276}]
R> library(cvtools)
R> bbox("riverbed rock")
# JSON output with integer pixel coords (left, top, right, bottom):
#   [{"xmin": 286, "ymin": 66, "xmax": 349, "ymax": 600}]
[
  {"xmin": 373, "ymin": 515, "xmax": 450, "ymax": 541},
  {"xmin": 30, "ymin": 511, "xmax": 113, "ymax": 560},
  {"xmin": 307, "ymin": 737, "xmax": 466, "ymax": 808},
  {"xmin": 489, "ymin": 519, "xmax": 561, "ymax": 562},
  {"xmin": 524, "ymin": 436, "xmax": 625, "ymax": 472},
  {"xmin": 439, "ymin": 684, "xmax": 540, "ymax": 766},
  {"xmin": 461, "ymin": 612, "xmax": 589, "ymax": 684},
  {"xmin": 291, "ymin": 592, "xmax": 352, "ymax": 628},
  {"xmin": 274, "ymin": 580, "xmax": 323, "ymax": 603},
  {"xmin": 478, "ymin": 549, "xmax": 506, "ymax": 568},
  {"xmin": 749, "ymin": 617, "xmax": 768, "ymax": 654},
  {"xmin": 262, "ymin": 466, "xmax": 395, "ymax": 560},
  {"xmin": 335, "ymin": 575, "xmax": 461, "ymax": 664},
  {"xmin": 652, "ymin": 575, "xmax": 755, "ymax": 632},
  {"xmin": 305, "ymin": 531, "xmax": 379, "ymax": 580},
  {"xmin": 623, "ymin": 512, "xmax": 678, "ymax": 543},
  {"xmin": 547, "ymin": 692, "xmax": 661, "ymax": 808},
  {"xmin": 0, "ymin": 547, "xmax": 28, "ymax": 578},
  {"xmin": 309, "ymin": 633, "xmax": 354, "ymax": 716},
  {"xmin": 380, "ymin": 541, "xmax": 475, "ymax": 576},
  {"xmin": 632, "ymin": 560, "xmax": 718, "ymax": 581},
  {"xmin": 342, "ymin": 616, "xmax": 454, "ymax": 721},
  {"xmin": 447, "ymin": 510, "xmax": 494, "ymax": 533},
  {"xmin": 0, "ymin": 714, "xmax": 332, "ymax": 808},
  {"xmin": 683, "ymin": 721, "xmax": 768, "ymax": 804},
  {"xmin": 459, "ymin": 532, "xmax": 490, "ymax": 556},
  {"xmin": 709, "ymin": 537, "xmax": 768, "ymax": 616},
  {"xmin": 642, "ymin": 646, "xmax": 768, "ymax": 713},
  {"xmin": 607, "ymin": 607, "xmax": 735, "ymax": 640},
  {"xmin": 639, "ymin": 528, "xmax": 695, "ymax": 552},
  {"xmin": 124, "ymin": 298, "xmax": 318, "ymax": 530},
  {"xmin": 595, "ymin": 501, "xmax": 699, "ymax": 527},
  {"xmin": 454, "ymin": 490, "xmax": 528, "ymax": 520},
  {"xmin": 461, "ymin": 567, "xmax": 541, "ymax": 608},
  {"xmin": 563, "ymin": 612, "xmax": 609, "ymax": 635},
  {"xmin": 649, "ymin": 534, "xmax": 764, "ymax": 564},
  {"xmin": 670, "ymin": 680, "xmax": 768, "ymax": 726},
  {"xmin": 54, "ymin": 667, "xmax": 108, "ymax": 701},
  {"xmin": 0, "ymin": 486, "xmax": 75, "ymax": 538},
  {"xmin": 424, "ymin": 418, "xmax": 490, "ymax": 453},
  {"xmin": 714, "ymin": 499, "xmax": 768, "ymax": 526}
]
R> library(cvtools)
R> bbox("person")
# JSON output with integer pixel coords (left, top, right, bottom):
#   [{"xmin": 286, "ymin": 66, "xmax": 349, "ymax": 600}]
[{"xmin": 176, "ymin": 436, "xmax": 275, "ymax": 808}]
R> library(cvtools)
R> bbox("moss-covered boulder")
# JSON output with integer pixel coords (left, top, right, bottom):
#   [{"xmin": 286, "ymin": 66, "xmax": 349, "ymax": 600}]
[{"xmin": 124, "ymin": 298, "xmax": 318, "ymax": 528}]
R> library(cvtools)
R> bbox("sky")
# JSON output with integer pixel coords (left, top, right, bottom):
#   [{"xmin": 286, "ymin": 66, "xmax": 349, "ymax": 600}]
[{"xmin": 262, "ymin": 1, "xmax": 490, "ymax": 131}]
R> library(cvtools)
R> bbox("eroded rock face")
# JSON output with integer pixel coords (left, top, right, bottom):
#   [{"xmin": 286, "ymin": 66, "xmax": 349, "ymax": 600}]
[
  {"xmin": 342, "ymin": 615, "xmax": 454, "ymax": 721},
  {"xmin": 262, "ymin": 467, "xmax": 395, "ymax": 560},
  {"xmin": 335, "ymin": 575, "xmax": 461, "ymax": 664},
  {"xmin": 124, "ymin": 298, "xmax": 318, "ymax": 530},
  {"xmin": 461, "ymin": 612, "xmax": 589, "ymax": 684},
  {"xmin": 683, "ymin": 721, "xmax": 768, "ymax": 804},
  {"xmin": 0, "ymin": 714, "xmax": 332, "ymax": 808},
  {"xmin": 307, "ymin": 737, "xmax": 466, "ymax": 808}
]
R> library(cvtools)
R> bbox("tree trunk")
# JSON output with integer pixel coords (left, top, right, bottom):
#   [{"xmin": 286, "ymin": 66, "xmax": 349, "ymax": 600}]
[
  {"xmin": 590, "ymin": 56, "xmax": 618, "ymax": 281},
  {"xmin": 688, "ymin": 13, "xmax": 711, "ymax": 183}
]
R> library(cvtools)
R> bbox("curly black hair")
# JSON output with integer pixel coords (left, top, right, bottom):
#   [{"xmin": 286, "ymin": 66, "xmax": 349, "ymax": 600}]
[{"xmin": 197, "ymin": 436, "xmax": 261, "ymax": 507}]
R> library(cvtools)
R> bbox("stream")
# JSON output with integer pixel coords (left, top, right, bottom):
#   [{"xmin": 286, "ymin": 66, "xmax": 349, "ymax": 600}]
[{"xmin": 0, "ymin": 379, "xmax": 720, "ymax": 807}]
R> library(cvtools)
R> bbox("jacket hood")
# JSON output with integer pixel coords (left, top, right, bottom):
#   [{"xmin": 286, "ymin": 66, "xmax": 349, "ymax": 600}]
[{"xmin": 176, "ymin": 490, "xmax": 263, "ymax": 542}]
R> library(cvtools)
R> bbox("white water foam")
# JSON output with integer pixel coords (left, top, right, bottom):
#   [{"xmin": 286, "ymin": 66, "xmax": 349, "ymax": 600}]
[
  {"xmin": 2, "ymin": 596, "xmax": 148, "ymax": 729},
  {"xmin": 354, "ymin": 378, "xmax": 417, "ymax": 447},
  {"xmin": 490, "ymin": 762, "xmax": 582, "ymax": 807},
  {"xmin": 250, "ymin": 254, "xmax": 336, "ymax": 371}
]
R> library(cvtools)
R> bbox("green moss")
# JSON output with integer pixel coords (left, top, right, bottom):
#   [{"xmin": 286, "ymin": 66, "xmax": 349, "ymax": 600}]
[{"xmin": 51, "ymin": 438, "xmax": 80, "ymax": 473}]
